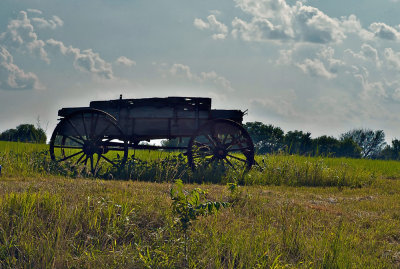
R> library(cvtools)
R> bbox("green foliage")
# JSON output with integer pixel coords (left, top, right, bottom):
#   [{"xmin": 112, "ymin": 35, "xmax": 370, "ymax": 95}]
[
  {"xmin": 170, "ymin": 179, "xmax": 229, "ymax": 266},
  {"xmin": 243, "ymin": 122, "xmax": 284, "ymax": 154},
  {"xmin": 243, "ymin": 121, "xmax": 363, "ymax": 159},
  {"xmin": 0, "ymin": 124, "xmax": 46, "ymax": 144},
  {"xmin": 340, "ymin": 128, "xmax": 386, "ymax": 159},
  {"xmin": 170, "ymin": 179, "xmax": 228, "ymax": 232},
  {"xmin": 379, "ymin": 139, "xmax": 400, "ymax": 160},
  {"xmin": 284, "ymin": 130, "xmax": 313, "ymax": 155}
]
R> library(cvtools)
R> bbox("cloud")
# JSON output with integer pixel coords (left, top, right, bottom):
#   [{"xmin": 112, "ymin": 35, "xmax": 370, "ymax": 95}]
[
  {"xmin": 0, "ymin": 46, "xmax": 42, "ymax": 90},
  {"xmin": 355, "ymin": 72, "xmax": 387, "ymax": 99},
  {"xmin": 294, "ymin": 3, "xmax": 345, "ymax": 43},
  {"xmin": 46, "ymin": 38, "xmax": 113, "ymax": 79},
  {"xmin": 193, "ymin": 18, "xmax": 210, "ymax": 30},
  {"xmin": 369, "ymin": 22, "xmax": 400, "ymax": 41},
  {"xmin": 384, "ymin": 47, "xmax": 400, "ymax": 70},
  {"xmin": 341, "ymin": 14, "xmax": 373, "ymax": 40},
  {"xmin": 231, "ymin": 0, "xmax": 346, "ymax": 44},
  {"xmin": 194, "ymin": 14, "xmax": 228, "ymax": 40},
  {"xmin": 159, "ymin": 63, "xmax": 234, "ymax": 91},
  {"xmin": 232, "ymin": 17, "xmax": 292, "ymax": 41},
  {"xmin": 0, "ymin": 11, "xmax": 49, "ymax": 63},
  {"xmin": 31, "ymin": 16, "xmax": 63, "ymax": 30},
  {"xmin": 296, "ymin": 58, "xmax": 336, "ymax": 79},
  {"xmin": 115, "ymin": 56, "xmax": 136, "ymax": 67},
  {"xmin": 27, "ymin": 9, "xmax": 42, "ymax": 15},
  {"xmin": 278, "ymin": 45, "xmax": 343, "ymax": 78}
]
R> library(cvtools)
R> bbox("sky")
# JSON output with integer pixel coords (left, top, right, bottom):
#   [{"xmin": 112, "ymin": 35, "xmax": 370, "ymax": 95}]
[{"xmin": 2, "ymin": 0, "xmax": 400, "ymax": 142}]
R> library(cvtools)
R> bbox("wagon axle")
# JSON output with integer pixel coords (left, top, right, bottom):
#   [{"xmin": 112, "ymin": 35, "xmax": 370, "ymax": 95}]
[
  {"xmin": 82, "ymin": 140, "xmax": 108, "ymax": 156},
  {"xmin": 49, "ymin": 96, "xmax": 255, "ymax": 175}
]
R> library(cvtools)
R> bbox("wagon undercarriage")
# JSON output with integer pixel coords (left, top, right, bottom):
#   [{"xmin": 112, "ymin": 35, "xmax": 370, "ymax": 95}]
[{"xmin": 49, "ymin": 96, "xmax": 255, "ymax": 175}]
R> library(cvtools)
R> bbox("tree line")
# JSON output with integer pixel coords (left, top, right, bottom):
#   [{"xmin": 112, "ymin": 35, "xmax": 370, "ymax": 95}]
[
  {"xmin": 0, "ymin": 124, "xmax": 46, "ymax": 144},
  {"xmin": 244, "ymin": 122, "xmax": 398, "ymax": 160},
  {"xmin": 2, "ymin": 121, "xmax": 400, "ymax": 160}
]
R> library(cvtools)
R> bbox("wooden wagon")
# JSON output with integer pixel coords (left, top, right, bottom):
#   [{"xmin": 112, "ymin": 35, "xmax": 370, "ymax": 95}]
[{"xmin": 49, "ymin": 96, "xmax": 254, "ymax": 174}]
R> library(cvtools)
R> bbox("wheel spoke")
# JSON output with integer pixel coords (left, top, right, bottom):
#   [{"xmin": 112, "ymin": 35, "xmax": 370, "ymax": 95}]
[
  {"xmin": 224, "ymin": 157, "xmax": 236, "ymax": 170},
  {"xmin": 101, "ymin": 155, "xmax": 117, "ymax": 167},
  {"xmin": 94, "ymin": 154, "xmax": 101, "ymax": 172},
  {"xmin": 73, "ymin": 153, "xmax": 86, "ymax": 166},
  {"xmin": 205, "ymin": 134, "xmax": 218, "ymax": 147},
  {"xmin": 94, "ymin": 123, "xmax": 112, "ymax": 143},
  {"xmin": 90, "ymin": 155, "xmax": 94, "ymax": 174},
  {"xmin": 53, "ymin": 145, "xmax": 83, "ymax": 150},
  {"xmin": 204, "ymin": 156, "xmax": 216, "ymax": 166},
  {"xmin": 222, "ymin": 134, "xmax": 229, "ymax": 145},
  {"xmin": 90, "ymin": 113, "xmax": 99, "ymax": 137},
  {"xmin": 65, "ymin": 136, "xmax": 84, "ymax": 145},
  {"xmin": 57, "ymin": 150, "xmax": 84, "ymax": 163},
  {"xmin": 66, "ymin": 119, "xmax": 85, "ymax": 141},
  {"xmin": 192, "ymin": 152, "xmax": 214, "ymax": 159},
  {"xmin": 227, "ymin": 147, "xmax": 252, "ymax": 152},
  {"xmin": 226, "ymin": 154, "xmax": 247, "ymax": 163},
  {"xmin": 83, "ymin": 155, "xmax": 89, "ymax": 165},
  {"xmin": 225, "ymin": 136, "xmax": 239, "ymax": 150},
  {"xmin": 193, "ymin": 141, "xmax": 212, "ymax": 148},
  {"xmin": 82, "ymin": 113, "xmax": 89, "ymax": 138}
]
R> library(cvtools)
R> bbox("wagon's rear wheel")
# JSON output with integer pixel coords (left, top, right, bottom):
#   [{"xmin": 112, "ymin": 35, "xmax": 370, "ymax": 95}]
[
  {"xmin": 49, "ymin": 109, "xmax": 128, "ymax": 176},
  {"xmin": 187, "ymin": 119, "xmax": 255, "ymax": 171}
]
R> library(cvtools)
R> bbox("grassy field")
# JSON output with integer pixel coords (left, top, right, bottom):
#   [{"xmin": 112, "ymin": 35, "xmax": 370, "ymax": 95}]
[{"xmin": 1, "ymin": 141, "xmax": 400, "ymax": 268}]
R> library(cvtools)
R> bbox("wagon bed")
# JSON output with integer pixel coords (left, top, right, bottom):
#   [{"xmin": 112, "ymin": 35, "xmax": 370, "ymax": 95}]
[{"xmin": 50, "ymin": 96, "xmax": 254, "ymax": 175}]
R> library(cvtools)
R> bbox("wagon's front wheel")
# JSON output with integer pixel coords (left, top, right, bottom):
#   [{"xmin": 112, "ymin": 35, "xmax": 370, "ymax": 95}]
[
  {"xmin": 49, "ymin": 109, "xmax": 128, "ymax": 176},
  {"xmin": 187, "ymin": 119, "xmax": 255, "ymax": 171}
]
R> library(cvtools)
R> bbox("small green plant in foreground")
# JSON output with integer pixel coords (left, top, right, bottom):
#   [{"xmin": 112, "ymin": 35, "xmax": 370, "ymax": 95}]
[{"xmin": 170, "ymin": 179, "xmax": 229, "ymax": 265}]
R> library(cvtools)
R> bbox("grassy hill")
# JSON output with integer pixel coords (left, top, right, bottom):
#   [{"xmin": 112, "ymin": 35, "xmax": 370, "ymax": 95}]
[{"xmin": 0, "ymin": 141, "xmax": 400, "ymax": 267}]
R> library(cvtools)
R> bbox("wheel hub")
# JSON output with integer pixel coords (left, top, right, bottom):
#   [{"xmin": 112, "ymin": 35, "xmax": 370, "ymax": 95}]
[
  {"xmin": 215, "ymin": 148, "xmax": 227, "ymax": 159},
  {"xmin": 83, "ymin": 141, "xmax": 104, "ymax": 155}
]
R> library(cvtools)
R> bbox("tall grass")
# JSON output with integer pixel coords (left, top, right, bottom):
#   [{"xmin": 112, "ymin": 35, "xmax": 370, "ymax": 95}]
[
  {"xmin": 1, "ymin": 179, "xmax": 397, "ymax": 268},
  {"xmin": 1, "ymin": 140, "xmax": 396, "ymax": 188}
]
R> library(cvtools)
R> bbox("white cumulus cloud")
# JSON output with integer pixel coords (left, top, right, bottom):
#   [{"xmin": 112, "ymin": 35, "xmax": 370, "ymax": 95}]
[
  {"xmin": 296, "ymin": 58, "xmax": 336, "ymax": 79},
  {"xmin": 369, "ymin": 22, "xmax": 400, "ymax": 41},
  {"xmin": 0, "ymin": 46, "xmax": 42, "ymax": 90},
  {"xmin": 32, "ymin": 15, "xmax": 63, "ymax": 30},
  {"xmin": 193, "ymin": 14, "xmax": 228, "ymax": 40},
  {"xmin": 47, "ymin": 38, "xmax": 114, "ymax": 79},
  {"xmin": 231, "ymin": 0, "xmax": 346, "ymax": 44},
  {"xmin": 115, "ymin": 56, "xmax": 136, "ymax": 67},
  {"xmin": 0, "ymin": 11, "xmax": 49, "ymax": 63}
]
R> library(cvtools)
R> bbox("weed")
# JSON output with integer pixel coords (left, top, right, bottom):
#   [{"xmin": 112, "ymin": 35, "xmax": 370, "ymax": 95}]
[{"xmin": 170, "ymin": 179, "xmax": 229, "ymax": 265}]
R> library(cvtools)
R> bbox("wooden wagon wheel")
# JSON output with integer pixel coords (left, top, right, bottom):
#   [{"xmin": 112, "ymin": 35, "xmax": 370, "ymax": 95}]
[
  {"xmin": 49, "ymin": 109, "xmax": 128, "ymax": 176},
  {"xmin": 187, "ymin": 119, "xmax": 255, "ymax": 171}
]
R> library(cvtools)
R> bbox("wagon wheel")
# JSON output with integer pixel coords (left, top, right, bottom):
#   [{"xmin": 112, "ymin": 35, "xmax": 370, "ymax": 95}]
[
  {"xmin": 187, "ymin": 119, "xmax": 255, "ymax": 171},
  {"xmin": 49, "ymin": 109, "xmax": 128, "ymax": 176}
]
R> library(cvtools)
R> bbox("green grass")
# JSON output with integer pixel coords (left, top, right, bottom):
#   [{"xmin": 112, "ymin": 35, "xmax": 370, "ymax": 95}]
[
  {"xmin": 2, "ymin": 140, "xmax": 400, "ymax": 187},
  {"xmin": 0, "ymin": 178, "xmax": 399, "ymax": 268},
  {"xmin": 1, "ymin": 140, "xmax": 400, "ymax": 267}
]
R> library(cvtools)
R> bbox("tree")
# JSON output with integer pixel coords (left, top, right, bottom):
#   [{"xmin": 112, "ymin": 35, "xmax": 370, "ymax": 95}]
[
  {"xmin": 284, "ymin": 130, "xmax": 312, "ymax": 155},
  {"xmin": 0, "ymin": 124, "xmax": 46, "ymax": 143},
  {"xmin": 379, "ymin": 139, "xmax": 400, "ymax": 160},
  {"xmin": 243, "ymin": 122, "xmax": 284, "ymax": 154},
  {"xmin": 336, "ymin": 138, "xmax": 362, "ymax": 158},
  {"xmin": 312, "ymin": 135, "xmax": 340, "ymax": 156},
  {"xmin": 340, "ymin": 129, "xmax": 385, "ymax": 158}
]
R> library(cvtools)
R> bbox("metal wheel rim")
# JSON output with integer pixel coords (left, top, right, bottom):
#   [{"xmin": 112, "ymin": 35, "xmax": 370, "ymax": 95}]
[
  {"xmin": 187, "ymin": 119, "xmax": 255, "ymax": 171},
  {"xmin": 49, "ymin": 109, "xmax": 128, "ymax": 176}
]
